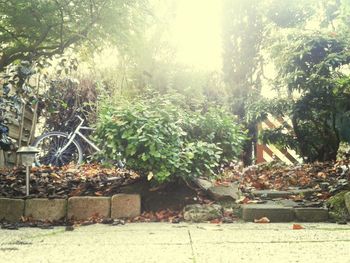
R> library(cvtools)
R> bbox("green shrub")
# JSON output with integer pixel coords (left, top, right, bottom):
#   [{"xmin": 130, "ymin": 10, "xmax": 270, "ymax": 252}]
[
  {"xmin": 185, "ymin": 108, "xmax": 247, "ymax": 163},
  {"xmin": 94, "ymin": 93, "xmax": 246, "ymax": 183},
  {"xmin": 326, "ymin": 191, "xmax": 350, "ymax": 221}
]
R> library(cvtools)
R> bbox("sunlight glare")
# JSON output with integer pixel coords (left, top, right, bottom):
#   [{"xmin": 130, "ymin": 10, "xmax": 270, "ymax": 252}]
[{"xmin": 172, "ymin": 0, "xmax": 222, "ymax": 71}]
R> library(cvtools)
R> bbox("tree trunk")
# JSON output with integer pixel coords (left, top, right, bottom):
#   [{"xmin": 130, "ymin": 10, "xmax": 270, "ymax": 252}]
[{"xmin": 242, "ymin": 123, "xmax": 257, "ymax": 166}]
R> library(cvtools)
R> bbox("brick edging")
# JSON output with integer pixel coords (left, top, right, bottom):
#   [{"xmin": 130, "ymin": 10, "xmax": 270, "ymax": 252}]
[{"xmin": 0, "ymin": 194, "xmax": 141, "ymax": 222}]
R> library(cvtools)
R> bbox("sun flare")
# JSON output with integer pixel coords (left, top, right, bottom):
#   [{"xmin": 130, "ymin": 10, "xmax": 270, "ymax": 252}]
[{"xmin": 171, "ymin": 0, "xmax": 222, "ymax": 71}]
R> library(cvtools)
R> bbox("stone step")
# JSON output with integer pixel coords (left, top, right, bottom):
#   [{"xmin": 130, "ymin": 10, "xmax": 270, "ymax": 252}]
[
  {"xmin": 294, "ymin": 208, "xmax": 328, "ymax": 222},
  {"xmin": 242, "ymin": 204, "xmax": 295, "ymax": 222},
  {"xmin": 266, "ymin": 199, "xmax": 298, "ymax": 207},
  {"xmin": 251, "ymin": 188, "xmax": 318, "ymax": 199},
  {"xmin": 242, "ymin": 204, "xmax": 329, "ymax": 222}
]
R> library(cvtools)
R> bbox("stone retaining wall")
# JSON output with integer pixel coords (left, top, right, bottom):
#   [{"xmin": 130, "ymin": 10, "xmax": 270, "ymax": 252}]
[{"xmin": 0, "ymin": 194, "xmax": 141, "ymax": 222}]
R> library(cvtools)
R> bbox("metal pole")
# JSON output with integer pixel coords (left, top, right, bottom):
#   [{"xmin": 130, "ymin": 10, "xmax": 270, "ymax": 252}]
[
  {"xmin": 17, "ymin": 102, "xmax": 26, "ymax": 165},
  {"xmin": 26, "ymin": 166, "xmax": 30, "ymax": 196}
]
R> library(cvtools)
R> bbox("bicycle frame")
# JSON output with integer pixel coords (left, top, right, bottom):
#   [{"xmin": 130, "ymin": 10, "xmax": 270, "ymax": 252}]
[
  {"xmin": 44, "ymin": 115, "xmax": 124, "ymax": 167},
  {"xmin": 55, "ymin": 116, "xmax": 100, "ymax": 156}
]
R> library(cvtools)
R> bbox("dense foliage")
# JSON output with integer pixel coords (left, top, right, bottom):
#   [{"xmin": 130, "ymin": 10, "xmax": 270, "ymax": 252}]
[
  {"xmin": 245, "ymin": 0, "xmax": 350, "ymax": 162},
  {"xmin": 0, "ymin": 0, "xmax": 147, "ymax": 71},
  {"xmin": 39, "ymin": 77, "xmax": 97, "ymax": 133},
  {"xmin": 94, "ymin": 93, "xmax": 247, "ymax": 183},
  {"xmin": 0, "ymin": 0, "xmax": 148, "ymax": 149},
  {"xmin": 272, "ymin": 33, "xmax": 350, "ymax": 161},
  {"xmin": 233, "ymin": 0, "xmax": 350, "ymax": 162}
]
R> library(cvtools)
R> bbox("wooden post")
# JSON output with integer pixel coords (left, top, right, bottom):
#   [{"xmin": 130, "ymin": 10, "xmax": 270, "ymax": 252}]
[
  {"xmin": 0, "ymin": 150, "xmax": 5, "ymax": 168},
  {"xmin": 28, "ymin": 74, "xmax": 40, "ymax": 145},
  {"xmin": 28, "ymin": 102, "xmax": 38, "ymax": 145}
]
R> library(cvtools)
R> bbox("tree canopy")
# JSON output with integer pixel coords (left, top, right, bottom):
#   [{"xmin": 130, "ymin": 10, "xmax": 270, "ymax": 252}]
[
  {"xmin": 243, "ymin": 0, "xmax": 350, "ymax": 162},
  {"xmin": 0, "ymin": 0, "xmax": 146, "ymax": 71}
]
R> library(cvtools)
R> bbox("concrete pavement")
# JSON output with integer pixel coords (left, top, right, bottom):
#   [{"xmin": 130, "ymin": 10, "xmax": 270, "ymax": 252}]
[{"xmin": 0, "ymin": 222, "xmax": 349, "ymax": 263}]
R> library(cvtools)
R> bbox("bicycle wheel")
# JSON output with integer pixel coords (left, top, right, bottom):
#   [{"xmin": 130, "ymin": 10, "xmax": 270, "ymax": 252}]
[{"xmin": 32, "ymin": 131, "xmax": 83, "ymax": 166}]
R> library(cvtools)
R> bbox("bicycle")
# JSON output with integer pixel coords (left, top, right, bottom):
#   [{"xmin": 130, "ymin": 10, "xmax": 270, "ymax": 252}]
[{"xmin": 32, "ymin": 116, "xmax": 122, "ymax": 167}]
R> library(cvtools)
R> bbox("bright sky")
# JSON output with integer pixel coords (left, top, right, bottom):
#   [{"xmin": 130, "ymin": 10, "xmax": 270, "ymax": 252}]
[{"xmin": 171, "ymin": 0, "xmax": 222, "ymax": 71}]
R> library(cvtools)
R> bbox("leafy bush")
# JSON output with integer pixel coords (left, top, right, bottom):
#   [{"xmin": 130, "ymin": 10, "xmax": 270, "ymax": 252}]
[
  {"xmin": 39, "ymin": 77, "xmax": 98, "ymax": 132},
  {"xmin": 94, "ymin": 93, "xmax": 246, "ymax": 183},
  {"xmin": 185, "ymin": 108, "xmax": 247, "ymax": 163},
  {"xmin": 327, "ymin": 191, "xmax": 350, "ymax": 221},
  {"xmin": 267, "ymin": 32, "xmax": 350, "ymax": 162}
]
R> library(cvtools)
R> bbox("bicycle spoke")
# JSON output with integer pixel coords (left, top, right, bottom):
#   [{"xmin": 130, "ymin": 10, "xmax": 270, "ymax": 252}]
[
  {"xmin": 34, "ymin": 132, "xmax": 82, "ymax": 167},
  {"xmin": 56, "ymin": 141, "xmax": 78, "ymax": 165},
  {"xmin": 58, "ymin": 136, "xmax": 67, "ymax": 149},
  {"xmin": 60, "ymin": 155, "xmax": 70, "ymax": 163}
]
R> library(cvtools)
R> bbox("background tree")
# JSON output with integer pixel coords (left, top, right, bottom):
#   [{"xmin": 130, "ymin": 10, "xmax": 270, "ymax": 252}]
[
  {"xmin": 0, "ymin": 0, "xmax": 147, "ymax": 71},
  {"xmin": 221, "ymin": 0, "xmax": 265, "ymax": 165},
  {"xmin": 0, "ymin": 0, "xmax": 148, "ymax": 149},
  {"xmin": 252, "ymin": 0, "xmax": 350, "ymax": 162}
]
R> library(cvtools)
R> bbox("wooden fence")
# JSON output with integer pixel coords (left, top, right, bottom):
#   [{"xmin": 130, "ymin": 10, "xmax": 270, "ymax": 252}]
[
  {"xmin": 0, "ymin": 105, "xmax": 35, "ymax": 167},
  {"xmin": 256, "ymin": 114, "xmax": 303, "ymax": 165}
]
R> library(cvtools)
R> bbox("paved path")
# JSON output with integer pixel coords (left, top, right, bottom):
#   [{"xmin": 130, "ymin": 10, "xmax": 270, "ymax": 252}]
[{"xmin": 0, "ymin": 223, "xmax": 349, "ymax": 263}]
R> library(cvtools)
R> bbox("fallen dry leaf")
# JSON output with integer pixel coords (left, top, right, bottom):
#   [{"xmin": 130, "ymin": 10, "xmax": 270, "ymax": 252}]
[
  {"xmin": 0, "ymin": 164, "xmax": 141, "ymax": 198},
  {"xmin": 210, "ymin": 218, "xmax": 222, "ymax": 224},
  {"xmin": 292, "ymin": 224, "xmax": 304, "ymax": 230},
  {"xmin": 254, "ymin": 217, "xmax": 270, "ymax": 223},
  {"xmin": 50, "ymin": 173, "xmax": 60, "ymax": 180},
  {"xmin": 214, "ymin": 181, "xmax": 230, "ymax": 186},
  {"xmin": 317, "ymin": 172, "xmax": 327, "ymax": 179}
]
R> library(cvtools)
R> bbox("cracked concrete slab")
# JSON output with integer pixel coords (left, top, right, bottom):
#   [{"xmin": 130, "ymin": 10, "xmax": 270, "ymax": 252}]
[{"xmin": 0, "ymin": 223, "xmax": 349, "ymax": 263}]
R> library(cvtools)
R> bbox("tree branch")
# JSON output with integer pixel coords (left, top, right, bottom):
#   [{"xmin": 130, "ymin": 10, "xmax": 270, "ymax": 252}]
[
  {"xmin": 0, "ymin": 0, "xmax": 112, "ymax": 71},
  {"xmin": 31, "ymin": 26, "xmax": 53, "ymax": 49},
  {"xmin": 0, "ymin": 25, "xmax": 25, "ymax": 46},
  {"xmin": 54, "ymin": 0, "xmax": 64, "ymax": 49}
]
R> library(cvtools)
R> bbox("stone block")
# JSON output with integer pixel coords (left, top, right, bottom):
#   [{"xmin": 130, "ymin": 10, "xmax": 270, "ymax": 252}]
[
  {"xmin": 194, "ymin": 178, "xmax": 241, "ymax": 201},
  {"xmin": 0, "ymin": 198, "xmax": 24, "ymax": 222},
  {"xmin": 242, "ymin": 204, "xmax": 295, "ymax": 222},
  {"xmin": 208, "ymin": 183, "xmax": 241, "ymax": 201},
  {"xmin": 111, "ymin": 194, "xmax": 141, "ymax": 219},
  {"xmin": 291, "ymin": 189, "xmax": 319, "ymax": 197},
  {"xmin": 67, "ymin": 197, "xmax": 110, "ymax": 220},
  {"xmin": 294, "ymin": 208, "xmax": 328, "ymax": 222},
  {"xmin": 274, "ymin": 199, "xmax": 298, "ymax": 207},
  {"xmin": 251, "ymin": 190, "xmax": 291, "ymax": 198},
  {"xmin": 183, "ymin": 204, "xmax": 223, "ymax": 222},
  {"xmin": 252, "ymin": 188, "xmax": 317, "ymax": 199},
  {"xmin": 25, "ymin": 198, "xmax": 67, "ymax": 221},
  {"xmin": 193, "ymin": 178, "xmax": 212, "ymax": 191}
]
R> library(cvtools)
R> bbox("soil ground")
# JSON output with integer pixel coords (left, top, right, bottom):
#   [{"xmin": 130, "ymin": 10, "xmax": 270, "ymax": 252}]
[{"xmin": 0, "ymin": 222, "xmax": 349, "ymax": 263}]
